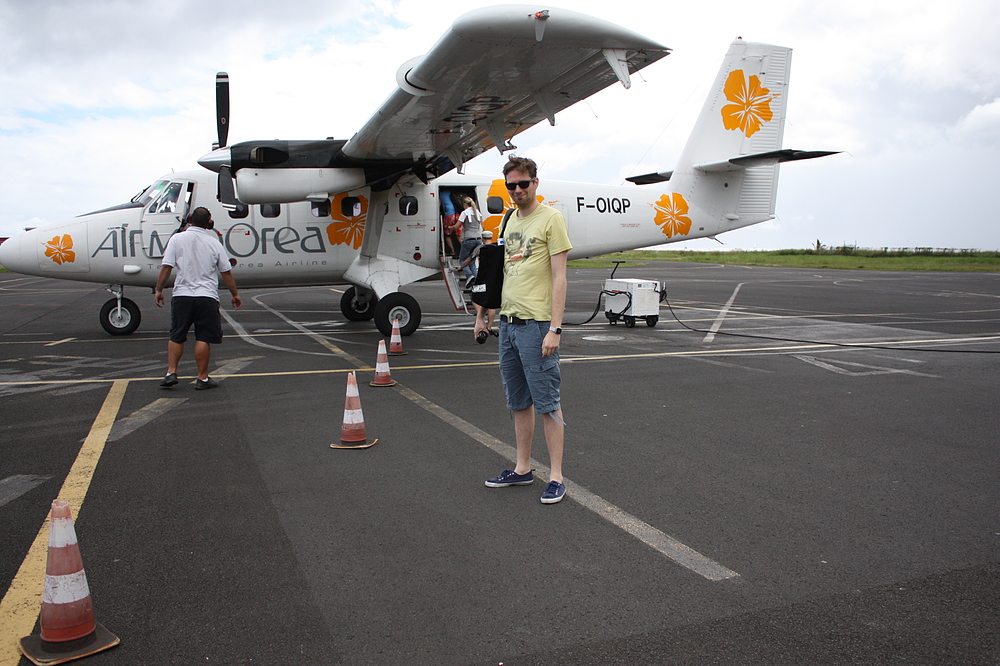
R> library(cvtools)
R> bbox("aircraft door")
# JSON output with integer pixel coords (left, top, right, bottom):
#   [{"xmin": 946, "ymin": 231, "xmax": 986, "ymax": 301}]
[{"xmin": 140, "ymin": 180, "xmax": 192, "ymax": 258}]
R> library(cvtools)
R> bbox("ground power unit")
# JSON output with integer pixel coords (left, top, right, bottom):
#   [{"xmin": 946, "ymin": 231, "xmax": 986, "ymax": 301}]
[{"xmin": 603, "ymin": 278, "xmax": 661, "ymax": 327}]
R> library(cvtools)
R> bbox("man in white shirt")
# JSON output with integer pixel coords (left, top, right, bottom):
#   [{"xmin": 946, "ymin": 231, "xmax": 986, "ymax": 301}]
[{"xmin": 154, "ymin": 207, "xmax": 241, "ymax": 390}]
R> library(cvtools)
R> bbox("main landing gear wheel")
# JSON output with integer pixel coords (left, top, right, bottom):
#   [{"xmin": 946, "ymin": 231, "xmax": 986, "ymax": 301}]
[
  {"xmin": 374, "ymin": 292, "xmax": 421, "ymax": 337},
  {"xmin": 99, "ymin": 297, "xmax": 141, "ymax": 336},
  {"xmin": 340, "ymin": 286, "xmax": 378, "ymax": 321}
]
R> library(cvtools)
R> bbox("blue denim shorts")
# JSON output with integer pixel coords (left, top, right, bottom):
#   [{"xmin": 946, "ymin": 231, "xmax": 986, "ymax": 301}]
[{"xmin": 499, "ymin": 319, "xmax": 561, "ymax": 414}]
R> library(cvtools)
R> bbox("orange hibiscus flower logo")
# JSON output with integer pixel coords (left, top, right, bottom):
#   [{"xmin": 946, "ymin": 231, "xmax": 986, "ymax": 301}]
[
  {"xmin": 325, "ymin": 193, "xmax": 368, "ymax": 249},
  {"xmin": 721, "ymin": 69, "xmax": 774, "ymax": 138},
  {"xmin": 43, "ymin": 234, "xmax": 76, "ymax": 265},
  {"xmin": 652, "ymin": 193, "xmax": 692, "ymax": 238}
]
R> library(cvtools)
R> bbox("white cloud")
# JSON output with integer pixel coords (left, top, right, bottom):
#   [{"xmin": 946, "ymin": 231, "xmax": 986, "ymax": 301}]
[
  {"xmin": 1, "ymin": 0, "xmax": 998, "ymax": 251},
  {"xmin": 951, "ymin": 98, "xmax": 1000, "ymax": 144}
]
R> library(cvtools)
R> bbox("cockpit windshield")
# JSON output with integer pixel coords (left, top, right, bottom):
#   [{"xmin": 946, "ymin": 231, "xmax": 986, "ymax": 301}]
[{"xmin": 131, "ymin": 180, "xmax": 170, "ymax": 207}]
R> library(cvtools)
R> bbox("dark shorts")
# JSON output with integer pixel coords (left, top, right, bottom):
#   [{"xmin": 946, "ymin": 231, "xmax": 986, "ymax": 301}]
[
  {"xmin": 169, "ymin": 296, "xmax": 223, "ymax": 344},
  {"xmin": 498, "ymin": 319, "xmax": 561, "ymax": 414}
]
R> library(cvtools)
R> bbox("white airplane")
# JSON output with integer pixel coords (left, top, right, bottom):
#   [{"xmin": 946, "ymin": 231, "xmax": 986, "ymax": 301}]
[{"xmin": 0, "ymin": 5, "xmax": 834, "ymax": 337}]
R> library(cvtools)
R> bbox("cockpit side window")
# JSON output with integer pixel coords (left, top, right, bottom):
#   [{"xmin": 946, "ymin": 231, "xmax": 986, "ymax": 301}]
[{"xmin": 151, "ymin": 182, "xmax": 183, "ymax": 214}]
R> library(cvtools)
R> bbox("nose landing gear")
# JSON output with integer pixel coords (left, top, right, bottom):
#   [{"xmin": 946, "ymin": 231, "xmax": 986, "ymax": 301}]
[{"xmin": 100, "ymin": 285, "xmax": 141, "ymax": 336}]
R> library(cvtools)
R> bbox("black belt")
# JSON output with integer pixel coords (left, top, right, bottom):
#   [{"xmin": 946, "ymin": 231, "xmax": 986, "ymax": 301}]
[{"xmin": 500, "ymin": 315, "xmax": 528, "ymax": 324}]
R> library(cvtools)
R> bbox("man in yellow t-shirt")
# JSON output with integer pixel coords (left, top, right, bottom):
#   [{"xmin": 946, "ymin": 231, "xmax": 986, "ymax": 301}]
[{"xmin": 475, "ymin": 156, "xmax": 572, "ymax": 504}]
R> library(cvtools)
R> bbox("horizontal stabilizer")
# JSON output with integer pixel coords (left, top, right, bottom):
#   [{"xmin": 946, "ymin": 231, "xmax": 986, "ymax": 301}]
[
  {"xmin": 695, "ymin": 149, "xmax": 839, "ymax": 173},
  {"xmin": 626, "ymin": 171, "xmax": 672, "ymax": 185},
  {"xmin": 627, "ymin": 150, "xmax": 838, "ymax": 185}
]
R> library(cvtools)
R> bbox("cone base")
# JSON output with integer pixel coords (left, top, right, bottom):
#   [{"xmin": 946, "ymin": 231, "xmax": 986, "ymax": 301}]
[
  {"xmin": 331, "ymin": 438, "xmax": 378, "ymax": 449},
  {"xmin": 19, "ymin": 622, "xmax": 120, "ymax": 666},
  {"xmin": 370, "ymin": 379, "xmax": 397, "ymax": 387},
  {"xmin": 387, "ymin": 351, "xmax": 407, "ymax": 356}
]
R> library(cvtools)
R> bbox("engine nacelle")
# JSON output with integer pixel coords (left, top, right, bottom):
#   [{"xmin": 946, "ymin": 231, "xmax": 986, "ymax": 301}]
[{"xmin": 234, "ymin": 168, "xmax": 367, "ymax": 204}]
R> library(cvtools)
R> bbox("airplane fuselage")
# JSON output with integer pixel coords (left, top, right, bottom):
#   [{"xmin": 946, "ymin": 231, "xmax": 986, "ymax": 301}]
[{"xmin": 0, "ymin": 168, "xmax": 745, "ymax": 291}]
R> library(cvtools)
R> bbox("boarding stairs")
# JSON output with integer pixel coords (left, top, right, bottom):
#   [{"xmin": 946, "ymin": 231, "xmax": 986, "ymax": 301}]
[{"xmin": 441, "ymin": 255, "xmax": 473, "ymax": 313}]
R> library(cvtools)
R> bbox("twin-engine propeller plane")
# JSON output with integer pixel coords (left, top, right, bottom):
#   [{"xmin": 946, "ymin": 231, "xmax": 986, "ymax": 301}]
[{"xmin": 0, "ymin": 5, "xmax": 835, "ymax": 337}]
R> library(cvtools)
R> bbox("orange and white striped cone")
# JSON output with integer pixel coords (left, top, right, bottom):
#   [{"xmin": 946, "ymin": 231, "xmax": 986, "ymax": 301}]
[
  {"xmin": 331, "ymin": 372, "xmax": 376, "ymax": 449},
  {"xmin": 19, "ymin": 500, "xmax": 120, "ymax": 665},
  {"xmin": 387, "ymin": 319, "xmax": 406, "ymax": 355},
  {"xmin": 370, "ymin": 339, "xmax": 397, "ymax": 387}
]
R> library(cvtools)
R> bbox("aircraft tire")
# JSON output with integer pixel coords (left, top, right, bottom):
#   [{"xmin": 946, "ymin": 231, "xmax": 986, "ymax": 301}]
[
  {"xmin": 100, "ymin": 297, "xmax": 141, "ymax": 336},
  {"xmin": 374, "ymin": 292, "xmax": 420, "ymax": 337},
  {"xmin": 340, "ymin": 287, "xmax": 378, "ymax": 321}
]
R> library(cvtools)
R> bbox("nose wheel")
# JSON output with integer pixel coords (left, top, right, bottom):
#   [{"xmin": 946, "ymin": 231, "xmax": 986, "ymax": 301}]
[{"xmin": 100, "ymin": 296, "xmax": 141, "ymax": 335}]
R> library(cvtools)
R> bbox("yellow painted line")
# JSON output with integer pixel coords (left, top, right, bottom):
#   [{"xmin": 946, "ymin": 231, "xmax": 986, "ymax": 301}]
[
  {"xmin": 1, "ymin": 334, "xmax": 998, "ymax": 388},
  {"xmin": 0, "ymin": 380, "xmax": 127, "ymax": 665},
  {"xmin": 44, "ymin": 337, "xmax": 76, "ymax": 347}
]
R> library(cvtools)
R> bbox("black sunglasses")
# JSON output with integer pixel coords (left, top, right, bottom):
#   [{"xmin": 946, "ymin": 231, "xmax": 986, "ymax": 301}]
[{"xmin": 505, "ymin": 179, "xmax": 535, "ymax": 191}]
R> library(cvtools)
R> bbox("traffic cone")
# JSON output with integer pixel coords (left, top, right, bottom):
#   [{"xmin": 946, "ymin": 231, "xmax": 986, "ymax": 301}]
[
  {"xmin": 331, "ymin": 372, "xmax": 377, "ymax": 449},
  {"xmin": 387, "ymin": 319, "xmax": 406, "ymax": 355},
  {"xmin": 370, "ymin": 339, "xmax": 397, "ymax": 387},
  {"xmin": 19, "ymin": 500, "xmax": 120, "ymax": 665}
]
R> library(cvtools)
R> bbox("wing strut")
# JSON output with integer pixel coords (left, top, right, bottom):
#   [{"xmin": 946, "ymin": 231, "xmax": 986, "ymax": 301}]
[{"xmin": 603, "ymin": 49, "xmax": 632, "ymax": 89}]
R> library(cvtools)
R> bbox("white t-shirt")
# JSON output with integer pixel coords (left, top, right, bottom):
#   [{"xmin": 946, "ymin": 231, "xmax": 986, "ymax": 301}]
[
  {"xmin": 459, "ymin": 208, "xmax": 483, "ymax": 240},
  {"xmin": 161, "ymin": 226, "xmax": 232, "ymax": 300}
]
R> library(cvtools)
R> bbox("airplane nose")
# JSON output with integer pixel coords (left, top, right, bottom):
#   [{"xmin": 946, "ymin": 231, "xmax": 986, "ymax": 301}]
[
  {"xmin": 0, "ymin": 231, "xmax": 30, "ymax": 273},
  {"xmin": 197, "ymin": 147, "xmax": 231, "ymax": 173}
]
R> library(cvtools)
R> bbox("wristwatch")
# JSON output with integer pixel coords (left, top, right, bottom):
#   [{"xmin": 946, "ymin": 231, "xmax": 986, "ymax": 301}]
[{"xmin": 548, "ymin": 326, "xmax": 562, "ymax": 334}]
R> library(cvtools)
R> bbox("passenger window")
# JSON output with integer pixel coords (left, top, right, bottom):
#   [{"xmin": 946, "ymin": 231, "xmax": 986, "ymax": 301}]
[
  {"xmin": 260, "ymin": 204, "xmax": 281, "ymax": 218},
  {"xmin": 341, "ymin": 197, "xmax": 362, "ymax": 218},
  {"xmin": 399, "ymin": 196, "xmax": 418, "ymax": 216},
  {"xmin": 228, "ymin": 204, "xmax": 249, "ymax": 219},
  {"xmin": 487, "ymin": 196, "xmax": 505, "ymax": 214},
  {"xmin": 311, "ymin": 201, "xmax": 331, "ymax": 217}
]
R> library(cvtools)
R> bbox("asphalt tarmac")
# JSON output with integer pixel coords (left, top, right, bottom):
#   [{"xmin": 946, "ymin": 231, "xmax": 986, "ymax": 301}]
[{"xmin": 1, "ymin": 262, "xmax": 998, "ymax": 665}]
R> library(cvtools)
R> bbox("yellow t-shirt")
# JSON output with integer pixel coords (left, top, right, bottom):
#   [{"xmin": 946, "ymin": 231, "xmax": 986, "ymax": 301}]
[{"xmin": 500, "ymin": 204, "xmax": 572, "ymax": 321}]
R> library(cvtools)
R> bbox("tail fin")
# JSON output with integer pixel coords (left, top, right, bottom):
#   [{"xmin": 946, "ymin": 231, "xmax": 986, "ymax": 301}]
[
  {"xmin": 629, "ymin": 40, "xmax": 834, "ymax": 239},
  {"xmin": 677, "ymin": 40, "xmax": 792, "ymax": 232}
]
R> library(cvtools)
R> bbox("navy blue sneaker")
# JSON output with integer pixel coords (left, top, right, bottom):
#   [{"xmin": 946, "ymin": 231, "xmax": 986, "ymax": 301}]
[
  {"xmin": 540, "ymin": 481, "xmax": 566, "ymax": 504},
  {"xmin": 195, "ymin": 377, "xmax": 219, "ymax": 391},
  {"xmin": 485, "ymin": 469, "xmax": 534, "ymax": 487},
  {"xmin": 159, "ymin": 373, "xmax": 178, "ymax": 388}
]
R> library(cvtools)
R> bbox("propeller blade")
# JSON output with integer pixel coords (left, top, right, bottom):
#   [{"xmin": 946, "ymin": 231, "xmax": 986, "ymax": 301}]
[
  {"xmin": 215, "ymin": 72, "xmax": 230, "ymax": 149},
  {"xmin": 218, "ymin": 166, "xmax": 239, "ymax": 209}
]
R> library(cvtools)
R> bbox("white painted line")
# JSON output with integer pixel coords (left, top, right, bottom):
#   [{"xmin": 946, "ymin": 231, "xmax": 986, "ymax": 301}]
[
  {"xmin": 108, "ymin": 398, "xmax": 187, "ymax": 442},
  {"xmin": 0, "ymin": 475, "xmax": 52, "ymax": 508},
  {"xmin": 703, "ymin": 282, "xmax": 744, "ymax": 344},
  {"xmin": 44, "ymin": 338, "xmax": 76, "ymax": 347},
  {"xmin": 792, "ymin": 355, "xmax": 938, "ymax": 377},
  {"xmin": 393, "ymin": 384, "xmax": 740, "ymax": 581}
]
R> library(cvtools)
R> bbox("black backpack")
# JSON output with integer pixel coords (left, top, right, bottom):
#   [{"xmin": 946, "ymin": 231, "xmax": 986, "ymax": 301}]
[{"xmin": 470, "ymin": 209, "xmax": 514, "ymax": 310}]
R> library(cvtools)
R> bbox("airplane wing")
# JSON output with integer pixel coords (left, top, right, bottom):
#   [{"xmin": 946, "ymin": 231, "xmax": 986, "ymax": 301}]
[{"xmin": 341, "ymin": 5, "xmax": 670, "ymax": 174}]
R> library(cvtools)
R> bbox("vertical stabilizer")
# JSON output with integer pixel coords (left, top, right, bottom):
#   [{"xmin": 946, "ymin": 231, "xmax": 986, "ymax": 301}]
[{"xmin": 671, "ymin": 40, "xmax": 793, "ymax": 234}]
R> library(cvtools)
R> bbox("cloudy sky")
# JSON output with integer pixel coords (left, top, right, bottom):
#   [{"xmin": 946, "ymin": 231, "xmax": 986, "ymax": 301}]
[{"xmin": 2, "ymin": 0, "xmax": 998, "ymax": 250}]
